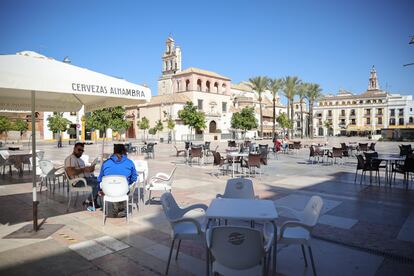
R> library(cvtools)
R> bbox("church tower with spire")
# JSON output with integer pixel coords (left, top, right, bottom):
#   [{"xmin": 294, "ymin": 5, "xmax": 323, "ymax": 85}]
[
  {"xmin": 158, "ymin": 36, "xmax": 182, "ymax": 95},
  {"xmin": 368, "ymin": 65, "xmax": 380, "ymax": 90}
]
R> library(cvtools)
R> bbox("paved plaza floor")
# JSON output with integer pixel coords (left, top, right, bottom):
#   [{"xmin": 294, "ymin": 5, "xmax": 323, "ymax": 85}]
[{"xmin": 0, "ymin": 138, "xmax": 414, "ymax": 275}]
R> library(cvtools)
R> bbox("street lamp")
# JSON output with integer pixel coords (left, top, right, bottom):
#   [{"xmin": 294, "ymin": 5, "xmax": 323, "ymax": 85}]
[{"xmin": 403, "ymin": 36, "xmax": 414, "ymax": 67}]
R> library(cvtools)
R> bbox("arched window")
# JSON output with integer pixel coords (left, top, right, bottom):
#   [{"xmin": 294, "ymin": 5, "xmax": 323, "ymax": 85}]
[
  {"xmin": 214, "ymin": 82, "xmax": 219, "ymax": 93},
  {"xmin": 185, "ymin": 79, "xmax": 190, "ymax": 91},
  {"xmin": 164, "ymin": 61, "xmax": 168, "ymax": 71},
  {"xmin": 170, "ymin": 60, "xmax": 174, "ymax": 70},
  {"xmin": 222, "ymin": 83, "xmax": 226, "ymax": 94},
  {"xmin": 410, "ymin": 117, "xmax": 413, "ymax": 124},
  {"xmin": 197, "ymin": 79, "xmax": 202, "ymax": 91},
  {"xmin": 177, "ymin": 81, "xmax": 180, "ymax": 92},
  {"xmin": 206, "ymin": 81, "xmax": 211, "ymax": 92}
]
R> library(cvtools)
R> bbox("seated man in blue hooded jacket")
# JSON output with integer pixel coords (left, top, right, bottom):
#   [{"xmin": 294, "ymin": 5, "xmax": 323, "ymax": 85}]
[{"xmin": 98, "ymin": 144, "xmax": 137, "ymax": 217}]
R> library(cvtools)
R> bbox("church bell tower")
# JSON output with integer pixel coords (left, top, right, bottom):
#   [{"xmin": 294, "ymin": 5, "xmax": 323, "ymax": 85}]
[
  {"xmin": 158, "ymin": 36, "xmax": 182, "ymax": 95},
  {"xmin": 368, "ymin": 65, "xmax": 380, "ymax": 90}
]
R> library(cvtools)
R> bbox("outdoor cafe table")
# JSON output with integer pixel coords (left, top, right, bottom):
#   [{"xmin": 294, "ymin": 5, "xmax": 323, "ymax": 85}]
[
  {"xmin": 373, "ymin": 154, "xmax": 406, "ymax": 184},
  {"xmin": 205, "ymin": 198, "xmax": 279, "ymax": 275},
  {"xmin": 226, "ymin": 152, "xmax": 248, "ymax": 177},
  {"xmin": 8, "ymin": 152, "xmax": 32, "ymax": 175}
]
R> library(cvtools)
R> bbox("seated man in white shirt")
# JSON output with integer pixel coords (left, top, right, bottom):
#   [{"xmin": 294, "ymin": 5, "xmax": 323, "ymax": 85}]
[{"xmin": 65, "ymin": 142, "xmax": 99, "ymax": 209}]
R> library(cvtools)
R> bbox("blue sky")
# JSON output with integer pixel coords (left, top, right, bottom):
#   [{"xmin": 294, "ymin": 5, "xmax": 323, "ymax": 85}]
[{"xmin": 0, "ymin": 0, "xmax": 413, "ymax": 101}]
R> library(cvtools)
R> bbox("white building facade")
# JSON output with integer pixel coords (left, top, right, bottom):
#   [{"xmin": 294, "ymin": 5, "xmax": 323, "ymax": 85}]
[{"xmin": 313, "ymin": 66, "xmax": 414, "ymax": 137}]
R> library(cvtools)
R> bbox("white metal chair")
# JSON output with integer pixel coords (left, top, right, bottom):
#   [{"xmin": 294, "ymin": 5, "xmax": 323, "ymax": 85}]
[
  {"xmin": 64, "ymin": 169, "xmax": 94, "ymax": 211},
  {"xmin": 271, "ymin": 195, "xmax": 324, "ymax": 276},
  {"xmin": 216, "ymin": 178, "xmax": 258, "ymax": 199},
  {"xmin": 0, "ymin": 150, "xmax": 12, "ymax": 175},
  {"xmin": 101, "ymin": 175, "xmax": 129, "ymax": 225},
  {"xmin": 160, "ymin": 192, "xmax": 208, "ymax": 275},
  {"xmin": 206, "ymin": 225, "xmax": 273, "ymax": 276},
  {"xmin": 132, "ymin": 159, "xmax": 149, "ymax": 210},
  {"xmin": 146, "ymin": 167, "xmax": 176, "ymax": 205}
]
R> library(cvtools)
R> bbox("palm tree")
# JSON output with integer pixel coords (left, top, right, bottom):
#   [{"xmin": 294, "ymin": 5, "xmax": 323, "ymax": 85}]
[
  {"xmin": 306, "ymin": 83, "xmax": 323, "ymax": 139},
  {"xmin": 297, "ymin": 83, "xmax": 309, "ymax": 139},
  {"xmin": 282, "ymin": 76, "xmax": 301, "ymax": 138},
  {"xmin": 268, "ymin": 78, "xmax": 283, "ymax": 140},
  {"xmin": 249, "ymin": 76, "xmax": 269, "ymax": 138}
]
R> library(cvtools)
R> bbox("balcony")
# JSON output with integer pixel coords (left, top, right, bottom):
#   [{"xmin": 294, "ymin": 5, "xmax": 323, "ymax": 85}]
[
  {"xmin": 339, "ymin": 114, "xmax": 346, "ymax": 119},
  {"xmin": 376, "ymin": 113, "xmax": 383, "ymax": 117},
  {"xmin": 364, "ymin": 113, "xmax": 371, "ymax": 117}
]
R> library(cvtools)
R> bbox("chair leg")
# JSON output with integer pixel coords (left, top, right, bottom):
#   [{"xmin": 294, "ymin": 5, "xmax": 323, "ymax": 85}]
[
  {"xmin": 308, "ymin": 245, "xmax": 317, "ymax": 276},
  {"xmin": 126, "ymin": 198, "xmax": 129, "ymax": 223},
  {"xmin": 301, "ymin": 244, "xmax": 308, "ymax": 267},
  {"xmin": 103, "ymin": 199, "xmax": 106, "ymax": 225},
  {"xmin": 175, "ymin": 239, "xmax": 181, "ymax": 260},
  {"xmin": 354, "ymin": 169, "xmax": 358, "ymax": 183},
  {"xmin": 67, "ymin": 191, "xmax": 71, "ymax": 211},
  {"xmin": 166, "ymin": 238, "xmax": 176, "ymax": 275}
]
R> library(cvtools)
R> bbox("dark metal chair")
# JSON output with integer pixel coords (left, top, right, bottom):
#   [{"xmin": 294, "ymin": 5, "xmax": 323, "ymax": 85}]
[
  {"xmin": 142, "ymin": 143, "xmax": 155, "ymax": 159},
  {"xmin": 392, "ymin": 155, "xmax": 414, "ymax": 189},
  {"xmin": 189, "ymin": 146, "xmax": 203, "ymax": 165},
  {"xmin": 241, "ymin": 153, "xmax": 261, "ymax": 177}
]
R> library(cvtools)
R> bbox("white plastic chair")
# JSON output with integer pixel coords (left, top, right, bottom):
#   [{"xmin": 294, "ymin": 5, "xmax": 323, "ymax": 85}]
[
  {"xmin": 206, "ymin": 225, "xmax": 273, "ymax": 276},
  {"xmin": 160, "ymin": 192, "xmax": 208, "ymax": 275},
  {"xmin": 216, "ymin": 178, "xmax": 258, "ymax": 199},
  {"xmin": 64, "ymin": 169, "xmax": 94, "ymax": 211},
  {"xmin": 39, "ymin": 160, "xmax": 64, "ymax": 192},
  {"xmin": 29, "ymin": 150, "xmax": 44, "ymax": 176},
  {"xmin": 132, "ymin": 159, "xmax": 149, "ymax": 210},
  {"xmin": 146, "ymin": 167, "xmax": 176, "ymax": 205},
  {"xmin": 271, "ymin": 195, "xmax": 324, "ymax": 276},
  {"xmin": 101, "ymin": 175, "xmax": 129, "ymax": 225},
  {"xmin": 0, "ymin": 150, "xmax": 12, "ymax": 175}
]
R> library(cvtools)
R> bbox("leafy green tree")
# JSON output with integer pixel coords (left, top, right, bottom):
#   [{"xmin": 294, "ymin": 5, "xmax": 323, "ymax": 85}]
[
  {"xmin": 297, "ymin": 83, "xmax": 309, "ymax": 139},
  {"xmin": 324, "ymin": 120, "xmax": 333, "ymax": 136},
  {"xmin": 276, "ymin": 112, "xmax": 293, "ymax": 136},
  {"xmin": 248, "ymin": 76, "xmax": 269, "ymax": 138},
  {"xmin": 111, "ymin": 118, "xmax": 131, "ymax": 140},
  {"xmin": 178, "ymin": 101, "xmax": 206, "ymax": 140},
  {"xmin": 0, "ymin": 116, "xmax": 12, "ymax": 143},
  {"xmin": 306, "ymin": 83, "xmax": 323, "ymax": 139},
  {"xmin": 137, "ymin": 117, "xmax": 150, "ymax": 141},
  {"xmin": 268, "ymin": 78, "xmax": 283, "ymax": 140},
  {"xmin": 282, "ymin": 76, "xmax": 301, "ymax": 138},
  {"xmin": 86, "ymin": 106, "xmax": 128, "ymax": 155},
  {"xmin": 148, "ymin": 127, "xmax": 157, "ymax": 136},
  {"xmin": 47, "ymin": 113, "xmax": 71, "ymax": 136},
  {"xmin": 86, "ymin": 106, "xmax": 128, "ymax": 140},
  {"xmin": 155, "ymin": 120, "xmax": 164, "ymax": 140},
  {"xmin": 166, "ymin": 117, "xmax": 175, "ymax": 143},
  {"xmin": 231, "ymin": 107, "xmax": 258, "ymax": 139}
]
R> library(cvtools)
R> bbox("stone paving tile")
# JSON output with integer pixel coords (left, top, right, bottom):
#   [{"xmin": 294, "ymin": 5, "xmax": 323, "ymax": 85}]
[
  {"xmin": 319, "ymin": 214, "xmax": 358, "ymax": 229},
  {"xmin": 397, "ymin": 209, "xmax": 414, "ymax": 242},
  {"xmin": 276, "ymin": 239, "xmax": 384, "ymax": 276},
  {"xmin": 0, "ymin": 239, "xmax": 95, "ymax": 275},
  {"xmin": 70, "ymin": 267, "xmax": 110, "ymax": 276},
  {"xmin": 92, "ymin": 249, "xmax": 161, "ymax": 276},
  {"xmin": 327, "ymin": 200, "xmax": 411, "ymax": 226},
  {"xmin": 374, "ymin": 258, "xmax": 414, "ymax": 276},
  {"xmin": 120, "ymin": 246, "xmax": 193, "ymax": 276}
]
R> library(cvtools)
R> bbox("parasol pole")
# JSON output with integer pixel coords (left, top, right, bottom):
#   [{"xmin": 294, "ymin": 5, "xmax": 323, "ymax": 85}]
[{"xmin": 31, "ymin": 90, "xmax": 38, "ymax": 231}]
